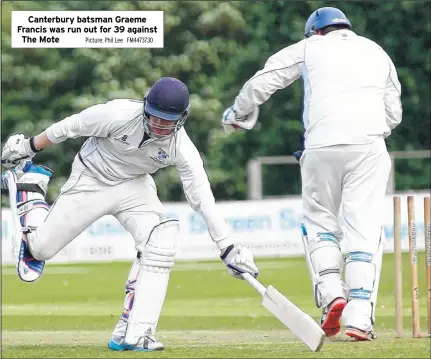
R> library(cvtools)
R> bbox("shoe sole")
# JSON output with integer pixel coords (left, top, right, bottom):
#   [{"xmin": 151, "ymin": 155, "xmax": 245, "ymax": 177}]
[
  {"xmin": 108, "ymin": 340, "xmax": 164, "ymax": 352},
  {"xmin": 17, "ymin": 241, "xmax": 45, "ymax": 283},
  {"xmin": 321, "ymin": 299, "xmax": 347, "ymax": 337},
  {"xmin": 345, "ymin": 327, "xmax": 373, "ymax": 341}
]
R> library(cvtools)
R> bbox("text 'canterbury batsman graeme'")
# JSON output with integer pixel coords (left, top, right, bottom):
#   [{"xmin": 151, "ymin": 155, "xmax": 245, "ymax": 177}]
[{"xmin": 27, "ymin": 16, "xmax": 148, "ymax": 25}]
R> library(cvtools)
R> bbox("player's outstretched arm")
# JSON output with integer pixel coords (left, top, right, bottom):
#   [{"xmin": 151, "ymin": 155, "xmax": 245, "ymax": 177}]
[
  {"xmin": 221, "ymin": 40, "xmax": 304, "ymax": 133},
  {"xmin": 174, "ymin": 131, "xmax": 259, "ymax": 280},
  {"xmin": 2, "ymin": 100, "xmax": 122, "ymax": 169}
]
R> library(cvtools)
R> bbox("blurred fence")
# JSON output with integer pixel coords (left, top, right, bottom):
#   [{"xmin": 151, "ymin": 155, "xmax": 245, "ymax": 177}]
[
  {"xmin": 2, "ymin": 192, "xmax": 427, "ymax": 264},
  {"xmin": 247, "ymin": 150, "xmax": 431, "ymax": 200}
]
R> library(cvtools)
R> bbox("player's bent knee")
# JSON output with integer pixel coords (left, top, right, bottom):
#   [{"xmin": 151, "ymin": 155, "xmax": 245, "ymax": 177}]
[{"xmin": 139, "ymin": 219, "xmax": 180, "ymax": 271}]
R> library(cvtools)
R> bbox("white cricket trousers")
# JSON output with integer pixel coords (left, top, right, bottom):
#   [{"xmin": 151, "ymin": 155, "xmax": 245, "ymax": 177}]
[
  {"xmin": 300, "ymin": 137, "xmax": 391, "ymax": 330},
  {"xmin": 29, "ymin": 157, "xmax": 165, "ymax": 261},
  {"xmin": 300, "ymin": 137, "xmax": 391, "ymax": 254}
]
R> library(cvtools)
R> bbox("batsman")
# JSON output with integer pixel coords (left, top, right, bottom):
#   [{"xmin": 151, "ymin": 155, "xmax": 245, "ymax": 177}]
[
  {"xmin": 1, "ymin": 77, "xmax": 259, "ymax": 352},
  {"xmin": 222, "ymin": 7, "xmax": 402, "ymax": 340}
]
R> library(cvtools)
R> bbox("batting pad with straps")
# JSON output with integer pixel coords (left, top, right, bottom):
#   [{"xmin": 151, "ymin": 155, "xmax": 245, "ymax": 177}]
[
  {"xmin": 2, "ymin": 165, "xmax": 52, "ymax": 282},
  {"xmin": 302, "ymin": 226, "xmax": 347, "ymax": 308},
  {"xmin": 16, "ymin": 189, "xmax": 50, "ymax": 256},
  {"xmin": 341, "ymin": 251, "xmax": 377, "ymax": 331},
  {"xmin": 14, "ymin": 167, "xmax": 51, "ymax": 255},
  {"xmin": 112, "ymin": 220, "xmax": 180, "ymax": 345}
]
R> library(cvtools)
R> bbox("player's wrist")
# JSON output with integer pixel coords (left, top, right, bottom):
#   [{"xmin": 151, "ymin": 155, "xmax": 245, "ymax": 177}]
[
  {"xmin": 23, "ymin": 137, "xmax": 41, "ymax": 157},
  {"xmin": 29, "ymin": 136, "xmax": 44, "ymax": 152},
  {"xmin": 220, "ymin": 244, "xmax": 234, "ymax": 258},
  {"xmin": 215, "ymin": 237, "xmax": 234, "ymax": 252}
]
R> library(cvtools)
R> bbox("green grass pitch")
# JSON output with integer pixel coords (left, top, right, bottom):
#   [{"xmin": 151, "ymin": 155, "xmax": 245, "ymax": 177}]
[{"xmin": 2, "ymin": 252, "xmax": 430, "ymax": 358}]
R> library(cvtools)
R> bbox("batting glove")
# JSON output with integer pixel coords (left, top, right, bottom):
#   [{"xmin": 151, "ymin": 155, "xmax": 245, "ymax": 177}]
[
  {"xmin": 1, "ymin": 134, "xmax": 41, "ymax": 169},
  {"xmin": 221, "ymin": 244, "xmax": 259, "ymax": 280},
  {"xmin": 221, "ymin": 105, "xmax": 259, "ymax": 134}
]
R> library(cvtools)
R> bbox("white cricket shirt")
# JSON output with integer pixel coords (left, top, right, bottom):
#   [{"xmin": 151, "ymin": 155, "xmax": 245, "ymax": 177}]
[
  {"xmin": 45, "ymin": 99, "xmax": 232, "ymax": 249},
  {"xmin": 233, "ymin": 29, "xmax": 403, "ymax": 148}
]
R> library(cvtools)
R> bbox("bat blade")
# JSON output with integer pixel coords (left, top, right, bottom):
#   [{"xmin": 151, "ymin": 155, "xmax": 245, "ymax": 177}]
[{"xmin": 262, "ymin": 285, "xmax": 325, "ymax": 352}]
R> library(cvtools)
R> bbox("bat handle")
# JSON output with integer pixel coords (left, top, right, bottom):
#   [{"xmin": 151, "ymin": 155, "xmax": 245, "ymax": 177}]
[{"xmin": 242, "ymin": 273, "xmax": 267, "ymax": 296}]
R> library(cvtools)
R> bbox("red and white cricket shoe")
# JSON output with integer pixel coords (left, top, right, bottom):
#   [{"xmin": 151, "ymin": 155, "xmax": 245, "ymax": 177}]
[{"xmin": 320, "ymin": 297, "xmax": 347, "ymax": 337}]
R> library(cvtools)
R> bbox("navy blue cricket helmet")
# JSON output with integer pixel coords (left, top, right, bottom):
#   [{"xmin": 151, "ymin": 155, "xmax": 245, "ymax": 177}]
[
  {"xmin": 143, "ymin": 77, "xmax": 191, "ymax": 139},
  {"xmin": 304, "ymin": 7, "xmax": 352, "ymax": 38}
]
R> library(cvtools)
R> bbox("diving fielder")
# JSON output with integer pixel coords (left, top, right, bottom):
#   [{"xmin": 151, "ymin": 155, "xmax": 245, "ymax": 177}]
[
  {"xmin": 2, "ymin": 77, "xmax": 259, "ymax": 352},
  {"xmin": 222, "ymin": 7, "xmax": 402, "ymax": 341}
]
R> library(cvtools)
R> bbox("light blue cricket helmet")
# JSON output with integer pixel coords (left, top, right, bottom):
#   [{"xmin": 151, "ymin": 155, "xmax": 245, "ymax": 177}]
[{"xmin": 304, "ymin": 7, "xmax": 352, "ymax": 38}]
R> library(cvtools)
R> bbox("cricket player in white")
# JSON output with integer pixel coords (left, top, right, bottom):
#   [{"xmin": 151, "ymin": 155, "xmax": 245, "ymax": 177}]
[
  {"xmin": 222, "ymin": 7, "xmax": 402, "ymax": 341},
  {"xmin": 1, "ymin": 77, "xmax": 259, "ymax": 352}
]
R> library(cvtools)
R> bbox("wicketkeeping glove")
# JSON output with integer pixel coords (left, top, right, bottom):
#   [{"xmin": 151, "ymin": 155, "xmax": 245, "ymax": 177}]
[
  {"xmin": 221, "ymin": 105, "xmax": 259, "ymax": 134},
  {"xmin": 221, "ymin": 244, "xmax": 259, "ymax": 280},
  {"xmin": 293, "ymin": 150, "xmax": 303, "ymax": 162}
]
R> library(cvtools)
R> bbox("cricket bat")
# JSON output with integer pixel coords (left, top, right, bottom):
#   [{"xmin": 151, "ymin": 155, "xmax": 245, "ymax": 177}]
[{"xmin": 242, "ymin": 273, "xmax": 325, "ymax": 352}]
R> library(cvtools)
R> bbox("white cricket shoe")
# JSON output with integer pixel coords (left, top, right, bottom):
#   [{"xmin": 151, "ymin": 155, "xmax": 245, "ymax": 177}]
[{"xmin": 108, "ymin": 335, "xmax": 165, "ymax": 352}]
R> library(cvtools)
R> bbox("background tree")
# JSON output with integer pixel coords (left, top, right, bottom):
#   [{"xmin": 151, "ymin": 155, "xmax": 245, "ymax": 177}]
[{"xmin": 1, "ymin": 0, "xmax": 429, "ymax": 205}]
